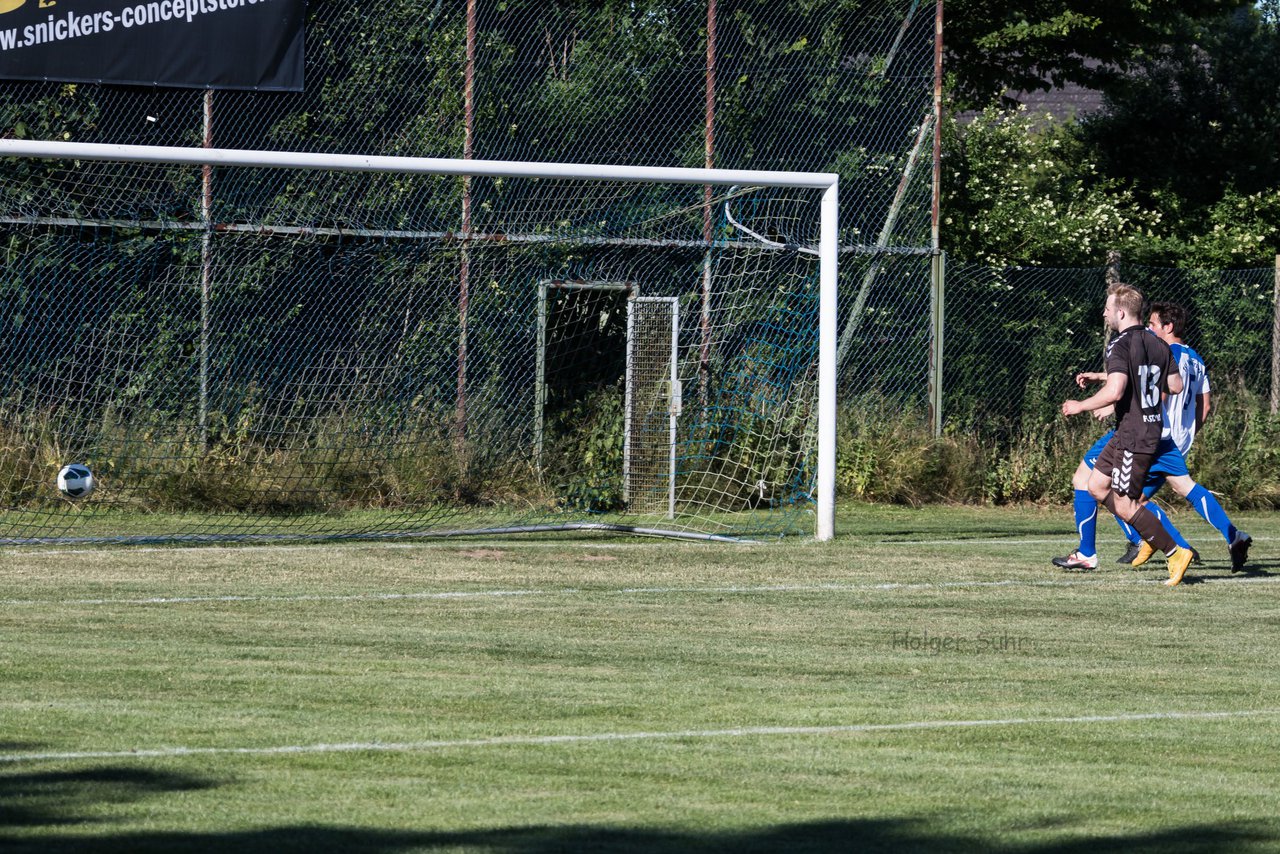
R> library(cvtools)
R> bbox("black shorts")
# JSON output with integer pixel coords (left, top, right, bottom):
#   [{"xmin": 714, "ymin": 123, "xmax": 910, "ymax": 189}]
[{"xmin": 1095, "ymin": 439, "xmax": 1156, "ymax": 500}]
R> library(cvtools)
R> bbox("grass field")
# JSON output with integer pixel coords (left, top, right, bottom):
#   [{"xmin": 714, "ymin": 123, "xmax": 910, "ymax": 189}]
[{"xmin": 1, "ymin": 502, "xmax": 1278, "ymax": 853}]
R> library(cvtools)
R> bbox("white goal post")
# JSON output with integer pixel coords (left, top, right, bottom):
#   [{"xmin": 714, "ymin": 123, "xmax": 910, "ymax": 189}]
[{"xmin": 0, "ymin": 138, "xmax": 839, "ymax": 541}]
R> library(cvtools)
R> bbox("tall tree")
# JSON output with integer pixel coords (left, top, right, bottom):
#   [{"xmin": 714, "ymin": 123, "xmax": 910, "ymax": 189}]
[
  {"xmin": 944, "ymin": 0, "xmax": 1240, "ymax": 108},
  {"xmin": 1081, "ymin": 5, "xmax": 1280, "ymax": 212}
]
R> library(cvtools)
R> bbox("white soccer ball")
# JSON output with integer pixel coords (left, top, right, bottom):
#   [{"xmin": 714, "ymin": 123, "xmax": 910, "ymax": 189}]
[{"xmin": 57, "ymin": 463, "xmax": 96, "ymax": 499}]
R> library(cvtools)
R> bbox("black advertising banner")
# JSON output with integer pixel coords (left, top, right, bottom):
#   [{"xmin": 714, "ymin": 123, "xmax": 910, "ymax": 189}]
[{"xmin": 0, "ymin": 0, "xmax": 304, "ymax": 90}]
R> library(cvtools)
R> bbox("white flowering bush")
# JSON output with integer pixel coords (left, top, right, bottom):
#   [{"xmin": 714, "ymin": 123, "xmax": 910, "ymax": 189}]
[
  {"xmin": 1178, "ymin": 188, "xmax": 1280, "ymax": 267},
  {"xmin": 942, "ymin": 105, "xmax": 1160, "ymax": 266}
]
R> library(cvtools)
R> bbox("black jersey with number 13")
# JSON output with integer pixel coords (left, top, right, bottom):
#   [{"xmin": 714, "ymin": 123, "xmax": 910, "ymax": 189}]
[{"xmin": 1104, "ymin": 324, "xmax": 1178, "ymax": 455}]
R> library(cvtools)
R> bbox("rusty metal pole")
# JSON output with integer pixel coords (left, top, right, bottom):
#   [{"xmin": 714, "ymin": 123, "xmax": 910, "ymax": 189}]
[
  {"xmin": 200, "ymin": 88, "xmax": 214, "ymax": 452},
  {"xmin": 456, "ymin": 0, "xmax": 477, "ymax": 453},
  {"xmin": 930, "ymin": 1, "xmax": 942, "ymax": 256},
  {"xmin": 1104, "ymin": 249, "xmax": 1121, "ymax": 363},
  {"xmin": 1105, "ymin": 249, "xmax": 1121, "ymax": 287},
  {"xmin": 700, "ymin": 0, "xmax": 717, "ymax": 406},
  {"xmin": 1271, "ymin": 254, "xmax": 1280, "ymax": 413},
  {"xmin": 927, "ymin": 0, "xmax": 944, "ymax": 436}
]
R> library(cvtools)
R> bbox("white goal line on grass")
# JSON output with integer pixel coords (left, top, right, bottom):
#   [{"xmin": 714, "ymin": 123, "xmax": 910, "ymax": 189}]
[
  {"xmin": 2, "ymin": 709, "xmax": 1277, "ymax": 765},
  {"xmin": 0, "ymin": 539, "xmax": 750, "ymax": 558},
  {"xmin": 2, "ymin": 574, "xmax": 1277, "ymax": 609}
]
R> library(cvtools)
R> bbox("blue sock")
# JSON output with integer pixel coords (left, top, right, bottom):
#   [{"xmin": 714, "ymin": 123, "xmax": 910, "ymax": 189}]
[
  {"xmin": 1186, "ymin": 484, "xmax": 1237, "ymax": 543},
  {"xmin": 1074, "ymin": 490, "xmax": 1098, "ymax": 556},
  {"xmin": 1114, "ymin": 516, "xmax": 1141, "ymax": 545},
  {"xmin": 1146, "ymin": 502, "xmax": 1191, "ymax": 550}
]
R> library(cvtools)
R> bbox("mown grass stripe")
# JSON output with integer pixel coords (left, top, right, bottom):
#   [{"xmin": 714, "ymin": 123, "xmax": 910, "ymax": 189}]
[
  {"xmin": 2, "ymin": 573, "xmax": 1277, "ymax": 609},
  {"xmin": 3, "ymin": 709, "xmax": 1276, "ymax": 765}
]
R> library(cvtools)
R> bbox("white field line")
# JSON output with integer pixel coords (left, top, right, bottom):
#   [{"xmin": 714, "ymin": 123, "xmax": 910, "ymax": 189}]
[
  {"xmin": 2, "ymin": 708, "xmax": 1277, "ymax": 765},
  {"xmin": 0, "ymin": 589, "xmax": 548, "ymax": 606},
  {"xmin": 0, "ymin": 539, "xmax": 722, "ymax": 559},
  {"xmin": 1, "ymin": 573, "xmax": 1277, "ymax": 609}
]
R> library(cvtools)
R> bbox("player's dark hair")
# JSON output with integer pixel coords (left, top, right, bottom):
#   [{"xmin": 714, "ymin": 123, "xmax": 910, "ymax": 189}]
[{"xmin": 1149, "ymin": 301, "xmax": 1187, "ymax": 338}]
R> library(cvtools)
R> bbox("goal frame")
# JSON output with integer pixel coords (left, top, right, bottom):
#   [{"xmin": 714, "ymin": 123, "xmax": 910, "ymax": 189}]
[{"xmin": 0, "ymin": 138, "xmax": 839, "ymax": 541}]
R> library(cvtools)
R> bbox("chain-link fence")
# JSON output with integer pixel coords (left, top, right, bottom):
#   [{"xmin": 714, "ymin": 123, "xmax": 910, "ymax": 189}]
[
  {"xmin": 2, "ymin": 0, "xmax": 939, "ymax": 402},
  {"xmin": 942, "ymin": 260, "xmax": 1280, "ymax": 436},
  {"xmin": 1, "ymin": 0, "xmax": 939, "ymax": 541},
  {"xmin": 0, "ymin": 0, "xmax": 937, "ymax": 233},
  {"xmin": 9, "ymin": 2, "xmax": 1275, "ymax": 528}
]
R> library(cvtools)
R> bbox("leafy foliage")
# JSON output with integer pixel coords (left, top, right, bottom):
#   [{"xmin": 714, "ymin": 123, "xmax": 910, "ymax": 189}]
[
  {"xmin": 943, "ymin": 0, "xmax": 1240, "ymax": 108},
  {"xmin": 941, "ymin": 106, "xmax": 1157, "ymax": 266},
  {"xmin": 837, "ymin": 396, "xmax": 986, "ymax": 505},
  {"xmin": 1172, "ymin": 189, "xmax": 1280, "ymax": 267},
  {"xmin": 945, "ymin": 4, "xmax": 1280, "ymax": 267},
  {"xmin": 836, "ymin": 391, "xmax": 1280, "ymax": 509},
  {"xmin": 1081, "ymin": 6, "xmax": 1280, "ymax": 213},
  {"xmin": 544, "ymin": 382, "xmax": 626, "ymax": 512}
]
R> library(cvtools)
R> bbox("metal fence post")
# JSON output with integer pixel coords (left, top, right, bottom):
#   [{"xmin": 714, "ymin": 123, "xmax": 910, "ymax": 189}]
[
  {"xmin": 1272, "ymin": 254, "xmax": 1280, "ymax": 414},
  {"xmin": 928, "ymin": 250, "xmax": 946, "ymax": 436},
  {"xmin": 199, "ymin": 88, "xmax": 213, "ymax": 453}
]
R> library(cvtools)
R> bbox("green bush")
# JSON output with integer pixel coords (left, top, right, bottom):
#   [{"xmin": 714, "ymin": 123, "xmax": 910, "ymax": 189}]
[
  {"xmin": 1183, "ymin": 384, "xmax": 1280, "ymax": 510},
  {"xmin": 837, "ymin": 397, "xmax": 987, "ymax": 506},
  {"xmin": 836, "ymin": 390, "xmax": 1280, "ymax": 510},
  {"xmin": 542, "ymin": 382, "xmax": 625, "ymax": 512},
  {"xmin": 0, "ymin": 405, "xmax": 540, "ymax": 514},
  {"xmin": 11, "ymin": 388, "xmax": 1278, "ymax": 515}
]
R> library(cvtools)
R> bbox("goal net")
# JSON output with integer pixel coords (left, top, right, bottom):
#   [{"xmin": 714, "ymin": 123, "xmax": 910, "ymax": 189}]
[{"xmin": 0, "ymin": 140, "xmax": 836, "ymax": 544}]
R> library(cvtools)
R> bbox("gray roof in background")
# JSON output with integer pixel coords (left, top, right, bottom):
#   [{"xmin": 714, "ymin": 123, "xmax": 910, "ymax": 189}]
[{"xmin": 1008, "ymin": 80, "xmax": 1107, "ymax": 123}]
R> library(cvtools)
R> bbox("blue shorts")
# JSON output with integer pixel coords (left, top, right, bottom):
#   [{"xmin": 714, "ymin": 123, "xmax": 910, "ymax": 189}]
[{"xmin": 1083, "ymin": 430, "xmax": 1187, "ymax": 498}]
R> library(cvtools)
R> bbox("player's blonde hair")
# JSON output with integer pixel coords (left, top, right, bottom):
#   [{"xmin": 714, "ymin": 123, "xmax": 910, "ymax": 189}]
[{"xmin": 1108, "ymin": 283, "xmax": 1144, "ymax": 319}]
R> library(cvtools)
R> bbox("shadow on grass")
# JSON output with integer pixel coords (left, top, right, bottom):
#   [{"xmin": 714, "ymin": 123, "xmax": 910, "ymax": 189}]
[
  {"xmin": 1228, "ymin": 561, "xmax": 1275, "ymax": 578},
  {"xmin": 867, "ymin": 526, "xmax": 1070, "ymax": 542},
  {"xmin": 1, "ymin": 819, "xmax": 1278, "ymax": 854},
  {"xmin": 0, "ymin": 766, "xmax": 1276, "ymax": 854},
  {"xmin": 1179, "ymin": 564, "xmax": 1275, "ymax": 585},
  {"xmin": 0, "ymin": 767, "xmax": 216, "ymax": 829}
]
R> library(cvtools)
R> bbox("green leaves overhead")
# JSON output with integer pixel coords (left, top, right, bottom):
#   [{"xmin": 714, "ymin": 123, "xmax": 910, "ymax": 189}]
[{"xmin": 944, "ymin": 0, "xmax": 1240, "ymax": 107}]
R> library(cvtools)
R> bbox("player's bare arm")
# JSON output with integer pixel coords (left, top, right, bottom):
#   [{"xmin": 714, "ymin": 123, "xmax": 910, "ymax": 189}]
[
  {"xmin": 1075, "ymin": 371, "xmax": 1107, "ymax": 388},
  {"xmin": 1062, "ymin": 372, "xmax": 1127, "ymax": 417}
]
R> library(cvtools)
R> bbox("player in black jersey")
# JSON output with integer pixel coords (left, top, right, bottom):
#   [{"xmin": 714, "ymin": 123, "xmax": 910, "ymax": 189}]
[{"xmin": 1060, "ymin": 284, "xmax": 1196, "ymax": 586}]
